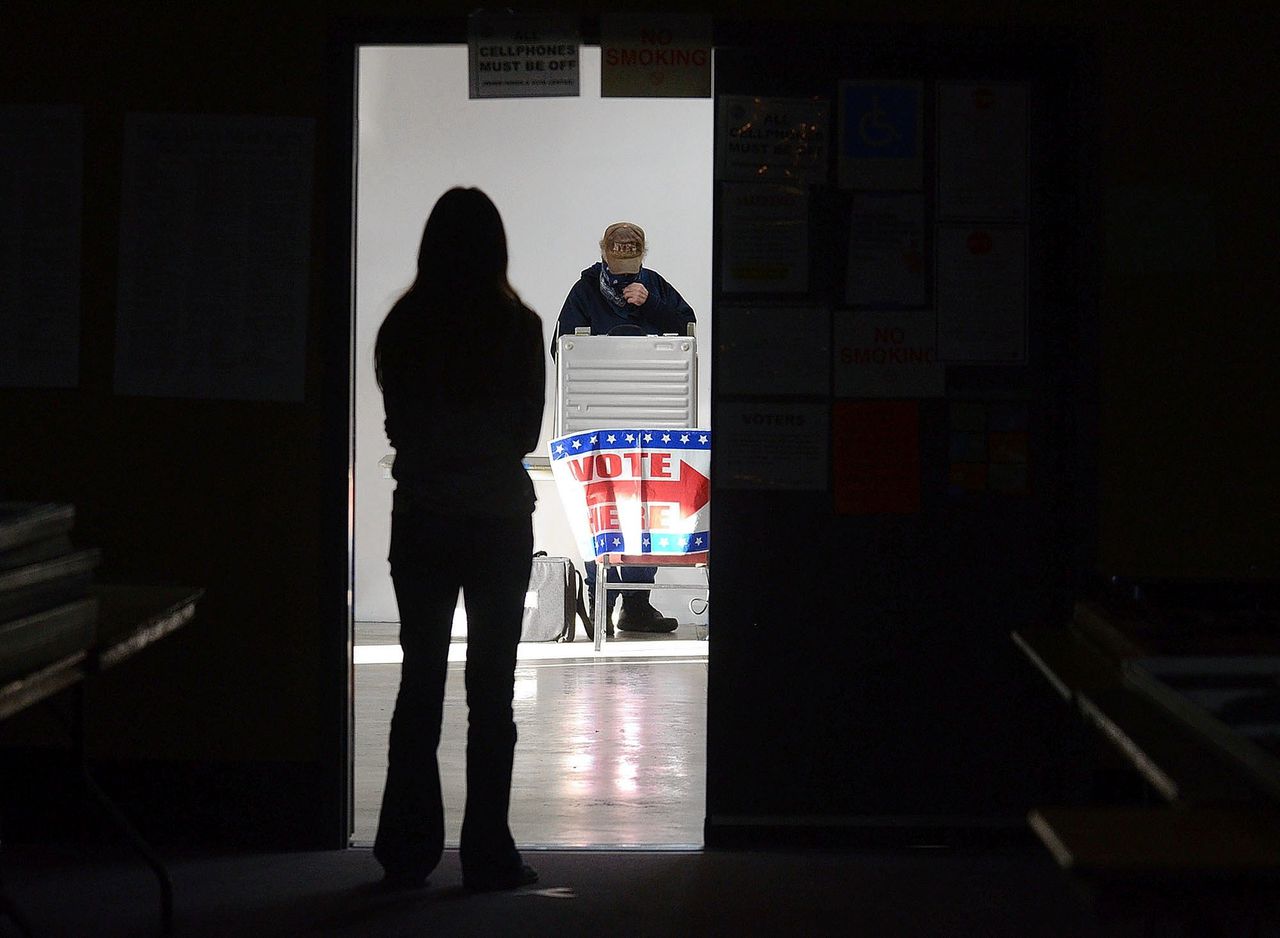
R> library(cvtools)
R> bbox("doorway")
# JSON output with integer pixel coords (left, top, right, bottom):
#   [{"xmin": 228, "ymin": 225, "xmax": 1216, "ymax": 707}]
[{"xmin": 351, "ymin": 44, "xmax": 714, "ymax": 848}]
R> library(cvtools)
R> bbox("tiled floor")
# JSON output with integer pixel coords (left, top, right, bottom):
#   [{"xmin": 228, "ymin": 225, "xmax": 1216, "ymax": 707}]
[{"xmin": 354, "ymin": 620, "xmax": 709, "ymax": 848}]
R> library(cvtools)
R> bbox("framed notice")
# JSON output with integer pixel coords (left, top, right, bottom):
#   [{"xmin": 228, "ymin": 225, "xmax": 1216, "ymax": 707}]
[
  {"xmin": 845, "ymin": 191, "xmax": 928, "ymax": 308},
  {"xmin": 937, "ymin": 82, "xmax": 1028, "ymax": 221},
  {"xmin": 833, "ymin": 400, "xmax": 921, "ymax": 514},
  {"xmin": 716, "ymin": 306, "xmax": 829, "ymax": 396},
  {"xmin": 114, "ymin": 113, "xmax": 314, "ymax": 401},
  {"xmin": 720, "ymin": 182, "xmax": 809, "ymax": 294},
  {"xmin": 717, "ymin": 95, "xmax": 829, "ymax": 184},
  {"xmin": 935, "ymin": 225, "xmax": 1027, "ymax": 364},
  {"xmin": 0, "ymin": 106, "xmax": 83, "ymax": 388},
  {"xmin": 837, "ymin": 81, "xmax": 923, "ymax": 190},
  {"xmin": 833, "ymin": 310, "xmax": 943, "ymax": 398},
  {"xmin": 716, "ymin": 402, "xmax": 829, "ymax": 491},
  {"xmin": 600, "ymin": 14, "xmax": 711, "ymax": 97},
  {"xmin": 468, "ymin": 11, "xmax": 580, "ymax": 99}
]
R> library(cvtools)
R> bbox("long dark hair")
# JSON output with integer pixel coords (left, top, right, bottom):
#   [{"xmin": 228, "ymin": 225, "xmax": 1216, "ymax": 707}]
[{"xmin": 375, "ymin": 187, "xmax": 524, "ymax": 394}]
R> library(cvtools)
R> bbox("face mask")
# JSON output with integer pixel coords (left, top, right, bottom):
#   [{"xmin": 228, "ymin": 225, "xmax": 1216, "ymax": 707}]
[
  {"xmin": 601, "ymin": 265, "xmax": 639, "ymax": 290},
  {"xmin": 599, "ymin": 262, "xmax": 640, "ymax": 307}
]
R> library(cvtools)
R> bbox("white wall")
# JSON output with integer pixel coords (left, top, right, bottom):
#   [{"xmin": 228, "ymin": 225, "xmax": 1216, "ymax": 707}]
[{"xmin": 354, "ymin": 46, "xmax": 713, "ymax": 623}]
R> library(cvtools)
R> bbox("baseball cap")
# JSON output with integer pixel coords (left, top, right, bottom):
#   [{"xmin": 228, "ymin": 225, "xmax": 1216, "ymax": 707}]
[{"xmin": 600, "ymin": 222, "xmax": 645, "ymax": 274}]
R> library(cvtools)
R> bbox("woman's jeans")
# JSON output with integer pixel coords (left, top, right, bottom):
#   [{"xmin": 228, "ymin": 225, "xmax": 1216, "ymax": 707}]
[{"xmin": 373, "ymin": 507, "xmax": 533, "ymax": 880}]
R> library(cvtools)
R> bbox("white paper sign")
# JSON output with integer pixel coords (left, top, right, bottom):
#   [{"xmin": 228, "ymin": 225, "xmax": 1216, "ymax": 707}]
[
  {"xmin": 833, "ymin": 310, "xmax": 943, "ymax": 397},
  {"xmin": 936, "ymin": 225, "xmax": 1027, "ymax": 363},
  {"xmin": 721, "ymin": 183, "xmax": 809, "ymax": 293},
  {"xmin": 468, "ymin": 12, "xmax": 580, "ymax": 99},
  {"xmin": 717, "ymin": 95, "xmax": 828, "ymax": 183},
  {"xmin": 0, "ymin": 106, "xmax": 83, "ymax": 388},
  {"xmin": 550, "ymin": 428, "xmax": 711, "ymax": 560},
  {"xmin": 845, "ymin": 192, "xmax": 927, "ymax": 307},
  {"xmin": 937, "ymin": 82, "xmax": 1028, "ymax": 220},
  {"xmin": 717, "ymin": 402, "xmax": 829, "ymax": 490},
  {"xmin": 115, "ymin": 113, "xmax": 313, "ymax": 400},
  {"xmin": 837, "ymin": 81, "xmax": 924, "ymax": 190},
  {"xmin": 716, "ymin": 306, "xmax": 829, "ymax": 396}
]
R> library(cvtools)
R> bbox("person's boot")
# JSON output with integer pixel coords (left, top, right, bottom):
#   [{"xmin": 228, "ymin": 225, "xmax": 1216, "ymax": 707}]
[{"xmin": 616, "ymin": 600, "xmax": 678, "ymax": 633}]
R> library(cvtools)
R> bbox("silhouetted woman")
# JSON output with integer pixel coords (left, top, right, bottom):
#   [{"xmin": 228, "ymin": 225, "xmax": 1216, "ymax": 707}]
[{"xmin": 373, "ymin": 187, "xmax": 544, "ymax": 891}]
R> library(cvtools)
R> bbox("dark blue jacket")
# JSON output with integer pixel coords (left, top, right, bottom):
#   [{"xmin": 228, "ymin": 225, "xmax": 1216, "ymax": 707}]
[{"xmin": 552, "ymin": 263, "xmax": 695, "ymax": 356}]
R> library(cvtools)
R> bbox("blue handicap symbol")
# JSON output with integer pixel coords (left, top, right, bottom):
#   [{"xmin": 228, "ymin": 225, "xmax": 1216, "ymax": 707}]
[{"xmin": 842, "ymin": 85, "xmax": 919, "ymax": 159}]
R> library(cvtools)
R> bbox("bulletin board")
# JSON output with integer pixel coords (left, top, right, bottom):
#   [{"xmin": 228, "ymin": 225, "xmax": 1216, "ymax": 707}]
[{"xmin": 706, "ymin": 27, "xmax": 1094, "ymax": 832}]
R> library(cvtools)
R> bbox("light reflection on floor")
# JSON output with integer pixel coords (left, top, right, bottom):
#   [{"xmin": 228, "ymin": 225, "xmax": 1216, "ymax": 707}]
[{"xmin": 354, "ymin": 623, "xmax": 708, "ymax": 849}]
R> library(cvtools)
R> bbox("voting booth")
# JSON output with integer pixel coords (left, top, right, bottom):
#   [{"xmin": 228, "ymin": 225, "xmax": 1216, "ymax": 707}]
[
  {"xmin": 553, "ymin": 331, "xmax": 698, "ymax": 437},
  {"xmin": 552, "ymin": 332, "xmax": 709, "ymax": 650}
]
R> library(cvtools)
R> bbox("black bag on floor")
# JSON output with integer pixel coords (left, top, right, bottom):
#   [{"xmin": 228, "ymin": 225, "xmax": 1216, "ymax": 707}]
[{"xmin": 521, "ymin": 552, "xmax": 591, "ymax": 643}]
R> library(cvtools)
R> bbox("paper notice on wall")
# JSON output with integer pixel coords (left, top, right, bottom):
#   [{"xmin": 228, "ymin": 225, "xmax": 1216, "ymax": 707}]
[
  {"xmin": 468, "ymin": 11, "xmax": 580, "ymax": 99},
  {"xmin": 716, "ymin": 306, "xmax": 829, "ymax": 396},
  {"xmin": 833, "ymin": 400, "xmax": 921, "ymax": 514},
  {"xmin": 721, "ymin": 183, "xmax": 809, "ymax": 293},
  {"xmin": 717, "ymin": 402, "xmax": 828, "ymax": 490},
  {"xmin": 937, "ymin": 82, "xmax": 1028, "ymax": 221},
  {"xmin": 833, "ymin": 310, "xmax": 943, "ymax": 398},
  {"xmin": 717, "ymin": 95, "xmax": 829, "ymax": 183},
  {"xmin": 0, "ymin": 106, "xmax": 83, "ymax": 388},
  {"xmin": 845, "ymin": 192, "xmax": 927, "ymax": 307},
  {"xmin": 114, "ymin": 113, "xmax": 313, "ymax": 401},
  {"xmin": 837, "ymin": 81, "xmax": 923, "ymax": 190},
  {"xmin": 935, "ymin": 225, "xmax": 1027, "ymax": 363},
  {"xmin": 948, "ymin": 400, "xmax": 1031, "ymax": 496},
  {"xmin": 600, "ymin": 14, "xmax": 711, "ymax": 97}
]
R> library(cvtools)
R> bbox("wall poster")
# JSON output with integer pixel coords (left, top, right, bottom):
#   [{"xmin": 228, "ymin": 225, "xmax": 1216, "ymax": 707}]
[
  {"xmin": 0, "ymin": 106, "xmax": 83, "ymax": 388},
  {"xmin": 935, "ymin": 225, "xmax": 1027, "ymax": 363},
  {"xmin": 833, "ymin": 310, "xmax": 943, "ymax": 398},
  {"xmin": 837, "ymin": 81, "xmax": 924, "ymax": 190},
  {"xmin": 716, "ymin": 305, "xmax": 829, "ymax": 396},
  {"xmin": 720, "ymin": 182, "xmax": 809, "ymax": 294},
  {"xmin": 937, "ymin": 81, "xmax": 1028, "ymax": 221},
  {"xmin": 845, "ymin": 191, "xmax": 928, "ymax": 308},
  {"xmin": 832, "ymin": 400, "xmax": 921, "ymax": 514},
  {"xmin": 468, "ymin": 11, "xmax": 580, "ymax": 99},
  {"xmin": 716, "ymin": 402, "xmax": 829, "ymax": 490},
  {"xmin": 600, "ymin": 14, "xmax": 711, "ymax": 97},
  {"xmin": 115, "ymin": 112, "xmax": 314, "ymax": 401},
  {"xmin": 717, "ymin": 95, "xmax": 829, "ymax": 184}
]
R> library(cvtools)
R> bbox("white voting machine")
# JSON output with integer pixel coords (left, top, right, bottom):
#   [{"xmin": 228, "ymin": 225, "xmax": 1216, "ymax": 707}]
[{"xmin": 554, "ymin": 333, "xmax": 697, "ymax": 436}]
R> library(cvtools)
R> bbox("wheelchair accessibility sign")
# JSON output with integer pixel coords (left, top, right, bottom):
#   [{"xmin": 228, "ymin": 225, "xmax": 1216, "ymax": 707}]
[{"xmin": 838, "ymin": 81, "xmax": 923, "ymax": 189}]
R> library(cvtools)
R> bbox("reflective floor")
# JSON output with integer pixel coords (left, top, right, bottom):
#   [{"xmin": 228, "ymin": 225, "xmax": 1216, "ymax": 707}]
[{"xmin": 353, "ymin": 620, "xmax": 708, "ymax": 848}]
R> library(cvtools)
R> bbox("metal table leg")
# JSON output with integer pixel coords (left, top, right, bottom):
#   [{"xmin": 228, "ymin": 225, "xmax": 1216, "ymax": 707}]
[
  {"xmin": 73, "ymin": 684, "xmax": 174, "ymax": 935},
  {"xmin": 594, "ymin": 558, "xmax": 608, "ymax": 652}
]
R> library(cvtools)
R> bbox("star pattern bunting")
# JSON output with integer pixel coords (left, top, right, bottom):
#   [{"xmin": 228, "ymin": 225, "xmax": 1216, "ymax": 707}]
[
  {"xmin": 549, "ymin": 427, "xmax": 712, "ymax": 558},
  {"xmin": 552, "ymin": 428, "xmax": 712, "ymax": 460}
]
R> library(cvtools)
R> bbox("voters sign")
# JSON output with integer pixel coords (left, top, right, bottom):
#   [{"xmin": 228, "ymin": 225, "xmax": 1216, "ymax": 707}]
[
  {"xmin": 550, "ymin": 429, "xmax": 711, "ymax": 560},
  {"xmin": 468, "ymin": 12, "xmax": 580, "ymax": 98}
]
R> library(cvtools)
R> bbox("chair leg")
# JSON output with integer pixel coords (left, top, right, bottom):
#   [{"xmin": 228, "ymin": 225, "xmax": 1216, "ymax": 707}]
[{"xmin": 593, "ymin": 560, "xmax": 607, "ymax": 652}]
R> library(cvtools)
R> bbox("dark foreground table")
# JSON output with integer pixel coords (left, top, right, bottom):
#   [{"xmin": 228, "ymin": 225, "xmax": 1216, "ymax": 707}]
[
  {"xmin": 1013, "ymin": 593, "xmax": 1280, "ymax": 933},
  {"xmin": 0, "ymin": 584, "xmax": 203, "ymax": 936}
]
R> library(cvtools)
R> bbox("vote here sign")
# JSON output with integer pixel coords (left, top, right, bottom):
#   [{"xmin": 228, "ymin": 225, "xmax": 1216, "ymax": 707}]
[{"xmin": 550, "ymin": 428, "xmax": 711, "ymax": 560}]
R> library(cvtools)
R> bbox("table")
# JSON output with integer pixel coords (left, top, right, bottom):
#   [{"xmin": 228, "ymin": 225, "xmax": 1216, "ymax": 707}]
[
  {"xmin": 0, "ymin": 584, "xmax": 203, "ymax": 936},
  {"xmin": 1014, "ymin": 593, "xmax": 1280, "ymax": 931}
]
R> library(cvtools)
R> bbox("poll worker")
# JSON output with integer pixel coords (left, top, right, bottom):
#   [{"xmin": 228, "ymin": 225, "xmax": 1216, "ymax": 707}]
[{"xmin": 554, "ymin": 222, "xmax": 696, "ymax": 634}]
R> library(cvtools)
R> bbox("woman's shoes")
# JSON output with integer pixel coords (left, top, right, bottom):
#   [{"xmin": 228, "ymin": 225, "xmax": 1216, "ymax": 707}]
[
  {"xmin": 462, "ymin": 861, "xmax": 539, "ymax": 892},
  {"xmin": 379, "ymin": 868, "xmax": 429, "ymax": 891}
]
